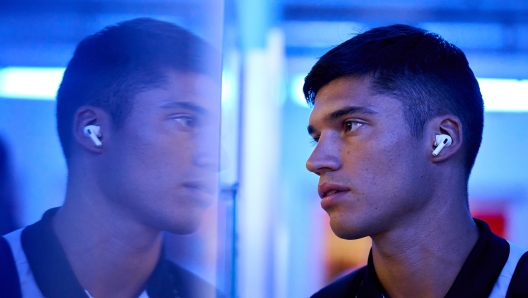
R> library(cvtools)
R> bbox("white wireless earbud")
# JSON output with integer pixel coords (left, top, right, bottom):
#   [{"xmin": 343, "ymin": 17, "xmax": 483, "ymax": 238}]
[
  {"xmin": 432, "ymin": 134, "xmax": 452, "ymax": 156},
  {"xmin": 83, "ymin": 125, "xmax": 102, "ymax": 147}
]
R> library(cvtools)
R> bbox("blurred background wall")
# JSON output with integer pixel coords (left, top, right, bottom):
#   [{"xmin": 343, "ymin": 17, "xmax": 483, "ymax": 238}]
[{"xmin": 1, "ymin": 0, "xmax": 527, "ymax": 297}]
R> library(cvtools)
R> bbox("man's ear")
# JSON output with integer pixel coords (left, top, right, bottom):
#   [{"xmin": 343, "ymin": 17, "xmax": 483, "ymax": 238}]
[
  {"xmin": 72, "ymin": 106, "xmax": 110, "ymax": 154},
  {"xmin": 425, "ymin": 115, "xmax": 463, "ymax": 163}
]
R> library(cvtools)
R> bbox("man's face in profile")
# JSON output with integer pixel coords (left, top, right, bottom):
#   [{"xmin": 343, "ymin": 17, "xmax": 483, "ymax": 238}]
[
  {"xmin": 306, "ymin": 76, "xmax": 433, "ymax": 239},
  {"xmin": 98, "ymin": 71, "xmax": 220, "ymax": 234}
]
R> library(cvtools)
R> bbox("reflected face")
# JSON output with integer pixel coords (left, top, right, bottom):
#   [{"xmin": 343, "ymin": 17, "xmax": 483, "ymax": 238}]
[
  {"xmin": 99, "ymin": 71, "xmax": 220, "ymax": 234},
  {"xmin": 306, "ymin": 76, "xmax": 432, "ymax": 239}
]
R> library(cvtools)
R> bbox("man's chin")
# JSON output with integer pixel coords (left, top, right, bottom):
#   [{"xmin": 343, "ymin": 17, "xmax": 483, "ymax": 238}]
[
  {"xmin": 165, "ymin": 221, "xmax": 202, "ymax": 235},
  {"xmin": 330, "ymin": 220, "xmax": 369, "ymax": 240},
  {"xmin": 162, "ymin": 212, "xmax": 208, "ymax": 235}
]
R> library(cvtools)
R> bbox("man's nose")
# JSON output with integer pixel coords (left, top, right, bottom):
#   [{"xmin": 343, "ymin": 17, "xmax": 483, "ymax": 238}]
[
  {"xmin": 194, "ymin": 131, "xmax": 221, "ymax": 172},
  {"xmin": 306, "ymin": 135, "xmax": 342, "ymax": 176}
]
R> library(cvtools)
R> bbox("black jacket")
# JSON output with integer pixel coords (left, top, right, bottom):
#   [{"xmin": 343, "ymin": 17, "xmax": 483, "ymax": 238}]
[
  {"xmin": 0, "ymin": 208, "xmax": 224, "ymax": 298},
  {"xmin": 312, "ymin": 219, "xmax": 528, "ymax": 298}
]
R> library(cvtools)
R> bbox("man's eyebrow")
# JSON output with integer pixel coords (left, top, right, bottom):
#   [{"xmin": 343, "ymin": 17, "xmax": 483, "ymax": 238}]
[
  {"xmin": 307, "ymin": 106, "xmax": 376, "ymax": 136},
  {"xmin": 307, "ymin": 125, "xmax": 318, "ymax": 136},
  {"xmin": 160, "ymin": 101, "xmax": 208, "ymax": 115},
  {"xmin": 325, "ymin": 106, "xmax": 377, "ymax": 121}
]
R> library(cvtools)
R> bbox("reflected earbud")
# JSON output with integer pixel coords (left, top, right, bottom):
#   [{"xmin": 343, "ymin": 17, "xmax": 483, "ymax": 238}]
[
  {"xmin": 432, "ymin": 134, "xmax": 452, "ymax": 156},
  {"xmin": 84, "ymin": 125, "xmax": 102, "ymax": 147}
]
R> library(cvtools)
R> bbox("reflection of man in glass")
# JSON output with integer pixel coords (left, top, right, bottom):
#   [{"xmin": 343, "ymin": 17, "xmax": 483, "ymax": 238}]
[
  {"xmin": 1, "ymin": 18, "xmax": 222, "ymax": 297},
  {"xmin": 305, "ymin": 25, "xmax": 527, "ymax": 297}
]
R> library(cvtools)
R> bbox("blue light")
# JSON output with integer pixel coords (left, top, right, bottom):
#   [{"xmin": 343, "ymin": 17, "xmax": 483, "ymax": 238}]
[
  {"xmin": 222, "ymin": 71, "xmax": 238, "ymax": 109},
  {"xmin": 0, "ymin": 67, "xmax": 236, "ymax": 106},
  {"xmin": 290, "ymin": 74, "xmax": 309, "ymax": 108},
  {"xmin": 2, "ymin": 68, "xmax": 527, "ymax": 113},
  {"xmin": 0, "ymin": 67, "xmax": 65, "ymax": 100},
  {"xmin": 478, "ymin": 78, "xmax": 528, "ymax": 112}
]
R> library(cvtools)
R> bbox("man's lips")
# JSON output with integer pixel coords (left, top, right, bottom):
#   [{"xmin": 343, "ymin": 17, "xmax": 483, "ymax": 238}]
[
  {"xmin": 182, "ymin": 181, "xmax": 216, "ymax": 196},
  {"xmin": 318, "ymin": 182, "xmax": 349, "ymax": 199}
]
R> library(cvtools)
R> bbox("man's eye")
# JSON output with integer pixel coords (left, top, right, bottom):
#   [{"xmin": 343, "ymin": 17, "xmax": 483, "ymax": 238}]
[
  {"xmin": 173, "ymin": 116, "xmax": 196, "ymax": 128},
  {"xmin": 344, "ymin": 120, "xmax": 363, "ymax": 132}
]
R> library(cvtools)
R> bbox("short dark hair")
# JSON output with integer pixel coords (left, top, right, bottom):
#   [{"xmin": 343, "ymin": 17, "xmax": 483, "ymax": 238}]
[
  {"xmin": 303, "ymin": 24, "xmax": 484, "ymax": 177},
  {"xmin": 56, "ymin": 18, "xmax": 220, "ymax": 161}
]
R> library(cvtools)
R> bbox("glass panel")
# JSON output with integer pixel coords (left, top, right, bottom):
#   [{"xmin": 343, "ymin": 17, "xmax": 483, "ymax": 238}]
[{"xmin": 0, "ymin": 1, "xmax": 229, "ymax": 297}]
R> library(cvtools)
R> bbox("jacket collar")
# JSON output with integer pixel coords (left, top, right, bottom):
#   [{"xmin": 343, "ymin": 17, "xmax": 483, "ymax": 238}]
[
  {"xmin": 357, "ymin": 219, "xmax": 510, "ymax": 298},
  {"xmin": 20, "ymin": 208, "xmax": 189, "ymax": 298}
]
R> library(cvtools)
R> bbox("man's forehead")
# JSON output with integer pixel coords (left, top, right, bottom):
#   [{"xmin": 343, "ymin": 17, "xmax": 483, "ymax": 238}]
[
  {"xmin": 138, "ymin": 70, "xmax": 219, "ymax": 112},
  {"xmin": 129, "ymin": 71, "xmax": 220, "ymax": 116},
  {"xmin": 311, "ymin": 75, "xmax": 406, "ymax": 112},
  {"xmin": 315, "ymin": 75, "xmax": 373, "ymax": 102},
  {"xmin": 309, "ymin": 80, "xmax": 373, "ymax": 119},
  {"xmin": 162, "ymin": 70, "xmax": 221, "ymax": 96}
]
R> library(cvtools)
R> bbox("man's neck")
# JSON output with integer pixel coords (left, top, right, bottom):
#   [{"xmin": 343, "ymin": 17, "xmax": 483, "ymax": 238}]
[
  {"xmin": 370, "ymin": 200, "xmax": 479, "ymax": 298},
  {"xmin": 53, "ymin": 187, "xmax": 163, "ymax": 298}
]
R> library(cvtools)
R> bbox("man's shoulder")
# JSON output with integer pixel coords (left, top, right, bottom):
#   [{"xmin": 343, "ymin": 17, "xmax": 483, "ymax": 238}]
[{"xmin": 311, "ymin": 266, "xmax": 367, "ymax": 298}]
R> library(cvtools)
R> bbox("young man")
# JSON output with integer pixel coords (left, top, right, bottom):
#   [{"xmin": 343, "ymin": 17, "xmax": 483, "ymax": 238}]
[
  {"xmin": 0, "ymin": 18, "xmax": 222, "ymax": 297},
  {"xmin": 304, "ymin": 24, "xmax": 528, "ymax": 297}
]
